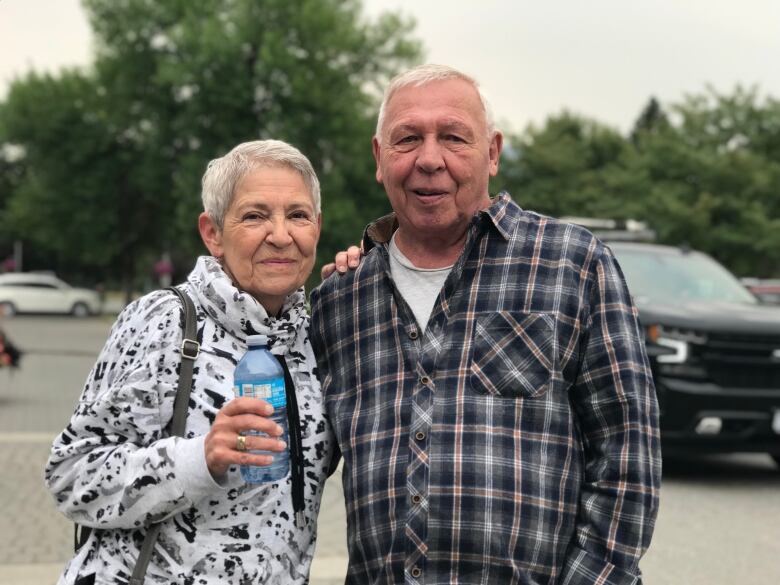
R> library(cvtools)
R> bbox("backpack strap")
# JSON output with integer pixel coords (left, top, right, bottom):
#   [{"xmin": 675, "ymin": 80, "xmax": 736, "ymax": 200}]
[
  {"xmin": 129, "ymin": 287, "xmax": 197, "ymax": 585},
  {"xmin": 275, "ymin": 355, "xmax": 306, "ymax": 528},
  {"xmin": 167, "ymin": 286, "xmax": 199, "ymax": 436}
]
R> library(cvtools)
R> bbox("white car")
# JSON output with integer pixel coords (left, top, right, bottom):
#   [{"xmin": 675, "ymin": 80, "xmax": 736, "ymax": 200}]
[{"xmin": 0, "ymin": 273, "xmax": 101, "ymax": 317}]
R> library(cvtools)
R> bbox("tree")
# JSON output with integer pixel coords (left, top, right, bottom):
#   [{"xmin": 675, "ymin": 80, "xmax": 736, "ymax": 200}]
[
  {"xmin": 0, "ymin": 144, "xmax": 26, "ymax": 268},
  {"xmin": 0, "ymin": 0, "xmax": 421, "ymax": 294},
  {"xmin": 630, "ymin": 97, "xmax": 668, "ymax": 145},
  {"xmin": 495, "ymin": 87, "xmax": 780, "ymax": 277},
  {"xmin": 493, "ymin": 112, "xmax": 639, "ymax": 220},
  {"xmin": 0, "ymin": 70, "xmax": 163, "ymax": 287},
  {"xmin": 630, "ymin": 87, "xmax": 780, "ymax": 276}
]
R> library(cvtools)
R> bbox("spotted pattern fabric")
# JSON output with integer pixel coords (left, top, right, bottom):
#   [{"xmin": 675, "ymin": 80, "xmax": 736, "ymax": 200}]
[{"xmin": 46, "ymin": 256, "xmax": 335, "ymax": 585}]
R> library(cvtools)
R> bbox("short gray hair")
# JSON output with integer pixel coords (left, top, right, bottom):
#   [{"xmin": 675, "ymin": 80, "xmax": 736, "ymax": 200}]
[
  {"xmin": 375, "ymin": 64, "xmax": 496, "ymax": 141},
  {"xmin": 201, "ymin": 139, "xmax": 321, "ymax": 230}
]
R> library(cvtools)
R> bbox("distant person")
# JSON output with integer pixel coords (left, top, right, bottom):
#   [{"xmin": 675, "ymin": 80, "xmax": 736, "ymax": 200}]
[
  {"xmin": 46, "ymin": 140, "xmax": 336, "ymax": 584},
  {"xmin": 311, "ymin": 64, "xmax": 662, "ymax": 584},
  {"xmin": 153, "ymin": 253, "xmax": 174, "ymax": 288},
  {"xmin": 0, "ymin": 328, "xmax": 21, "ymax": 368}
]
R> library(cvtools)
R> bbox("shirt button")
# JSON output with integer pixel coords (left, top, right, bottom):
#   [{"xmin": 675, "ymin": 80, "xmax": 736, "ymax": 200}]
[
  {"xmin": 412, "ymin": 494, "xmax": 422, "ymax": 504},
  {"xmin": 420, "ymin": 376, "xmax": 431, "ymax": 385},
  {"xmin": 415, "ymin": 431, "xmax": 426, "ymax": 441},
  {"xmin": 411, "ymin": 567, "xmax": 422, "ymax": 578},
  {"xmin": 409, "ymin": 329, "xmax": 418, "ymax": 339}
]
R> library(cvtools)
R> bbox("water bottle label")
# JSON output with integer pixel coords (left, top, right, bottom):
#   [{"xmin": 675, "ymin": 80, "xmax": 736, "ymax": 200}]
[{"xmin": 234, "ymin": 376, "xmax": 286, "ymax": 409}]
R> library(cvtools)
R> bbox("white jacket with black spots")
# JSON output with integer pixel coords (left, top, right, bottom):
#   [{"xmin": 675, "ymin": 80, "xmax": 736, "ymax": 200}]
[{"xmin": 45, "ymin": 256, "xmax": 336, "ymax": 585}]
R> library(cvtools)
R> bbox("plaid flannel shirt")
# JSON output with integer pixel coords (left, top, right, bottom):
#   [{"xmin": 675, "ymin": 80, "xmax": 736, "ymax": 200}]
[{"xmin": 310, "ymin": 193, "xmax": 661, "ymax": 585}]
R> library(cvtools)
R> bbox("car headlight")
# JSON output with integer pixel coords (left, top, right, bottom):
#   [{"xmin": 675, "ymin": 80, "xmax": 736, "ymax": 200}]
[
  {"xmin": 655, "ymin": 337, "xmax": 688, "ymax": 363},
  {"xmin": 645, "ymin": 325, "xmax": 707, "ymax": 364}
]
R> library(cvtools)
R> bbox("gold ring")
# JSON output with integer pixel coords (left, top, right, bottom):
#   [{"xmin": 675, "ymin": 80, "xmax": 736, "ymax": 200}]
[{"xmin": 236, "ymin": 435, "xmax": 247, "ymax": 452}]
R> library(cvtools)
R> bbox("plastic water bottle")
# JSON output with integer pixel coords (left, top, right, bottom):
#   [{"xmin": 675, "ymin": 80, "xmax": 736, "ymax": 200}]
[{"xmin": 233, "ymin": 334, "xmax": 289, "ymax": 483}]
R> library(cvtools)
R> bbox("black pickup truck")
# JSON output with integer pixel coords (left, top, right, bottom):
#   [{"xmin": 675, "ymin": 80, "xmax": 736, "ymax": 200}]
[{"xmin": 608, "ymin": 241, "xmax": 780, "ymax": 467}]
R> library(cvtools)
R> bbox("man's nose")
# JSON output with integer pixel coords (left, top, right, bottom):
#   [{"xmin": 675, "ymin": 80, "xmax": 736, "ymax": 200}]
[
  {"xmin": 415, "ymin": 137, "xmax": 445, "ymax": 173},
  {"xmin": 266, "ymin": 218, "xmax": 294, "ymax": 246}
]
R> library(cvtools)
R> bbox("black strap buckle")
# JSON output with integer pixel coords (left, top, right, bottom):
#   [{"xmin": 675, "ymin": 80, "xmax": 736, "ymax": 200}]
[{"xmin": 181, "ymin": 339, "xmax": 200, "ymax": 360}]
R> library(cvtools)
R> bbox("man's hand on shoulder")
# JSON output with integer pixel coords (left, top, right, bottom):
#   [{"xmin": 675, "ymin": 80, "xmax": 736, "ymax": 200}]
[{"xmin": 320, "ymin": 245, "xmax": 362, "ymax": 280}]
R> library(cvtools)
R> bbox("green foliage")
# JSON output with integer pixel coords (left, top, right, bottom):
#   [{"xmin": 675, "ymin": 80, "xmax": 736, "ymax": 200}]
[
  {"xmin": 0, "ymin": 69, "xmax": 166, "ymax": 286},
  {"xmin": 631, "ymin": 87, "xmax": 780, "ymax": 276},
  {"xmin": 0, "ymin": 0, "xmax": 421, "ymax": 290},
  {"xmin": 3, "ymin": 3, "xmax": 780, "ymax": 283},
  {"xmin": 493, "ymin": 112, "xmax": 636, "ymax": 220},
  {"xmin": 495, "ymin": 89, "xmax": 780, "ymax": 277},
  {"xmin": 630, "ymin": 96, "xmax": 668, "ymax": 144}
]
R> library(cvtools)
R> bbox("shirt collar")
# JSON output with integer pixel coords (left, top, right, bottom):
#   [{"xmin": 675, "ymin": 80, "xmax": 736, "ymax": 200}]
[
  {"xmin": 361, "ymin": 192, "xmax": 518, "ymax": 253},
  {"xmin": 480, "ymin": 192, "xmax": 517, "ymax": 241}
]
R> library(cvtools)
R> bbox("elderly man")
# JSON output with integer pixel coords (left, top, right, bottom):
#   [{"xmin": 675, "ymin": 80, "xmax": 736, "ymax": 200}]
[{"xmin": 311, "ymin": 64, "xmax": 661, "ymax": 585}]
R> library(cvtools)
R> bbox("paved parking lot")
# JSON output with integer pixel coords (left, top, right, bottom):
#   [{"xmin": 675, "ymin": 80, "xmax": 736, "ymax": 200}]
[{"xmin": 1, "ymin": 316, "xmax": 778, "ymax": 584}]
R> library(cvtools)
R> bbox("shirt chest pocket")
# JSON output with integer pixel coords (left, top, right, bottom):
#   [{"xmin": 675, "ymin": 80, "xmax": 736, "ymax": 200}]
[{"xmin": 469, "ymin": 311, "xmax": 557, "ymax": 398}]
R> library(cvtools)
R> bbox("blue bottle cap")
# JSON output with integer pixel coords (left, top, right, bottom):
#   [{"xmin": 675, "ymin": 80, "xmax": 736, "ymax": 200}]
[{"xmin": 246, "ymin": 334, "xmax": 269, "ymax": 347}]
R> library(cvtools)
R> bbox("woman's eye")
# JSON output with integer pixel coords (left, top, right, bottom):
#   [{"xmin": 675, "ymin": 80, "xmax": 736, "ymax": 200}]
[
  {"xmin": 243, "ymin": 212, "xmax": 265, "ymax": 221},
  {"xmin": 290, "ymin": 211, "xmax": 311, "ymax": 220}
]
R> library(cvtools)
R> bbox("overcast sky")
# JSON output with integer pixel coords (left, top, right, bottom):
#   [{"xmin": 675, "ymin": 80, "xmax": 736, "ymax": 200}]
[{"xmin": 2, "ymin": 0, "xmax": 779, "ymax": 134}]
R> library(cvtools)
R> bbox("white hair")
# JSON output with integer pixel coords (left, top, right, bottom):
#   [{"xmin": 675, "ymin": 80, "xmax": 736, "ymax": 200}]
[
  {"xmin": 375, "ymin": 64, "xmax": 496, "ymax": 140},
  {"xmin": 201, "ymin": 139, "xmax": 321, "ymax": 230}
]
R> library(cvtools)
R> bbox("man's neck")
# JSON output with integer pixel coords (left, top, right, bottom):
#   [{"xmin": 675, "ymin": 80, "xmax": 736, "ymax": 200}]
[{"xmin": 393, "ymin": 227, "xmax": 468, "ymax": 269}]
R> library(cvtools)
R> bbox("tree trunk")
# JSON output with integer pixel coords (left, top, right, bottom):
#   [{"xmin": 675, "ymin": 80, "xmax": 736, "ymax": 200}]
[{"xmin": 122, "ymin": 252, "xmax": 136, "ymax": 307}]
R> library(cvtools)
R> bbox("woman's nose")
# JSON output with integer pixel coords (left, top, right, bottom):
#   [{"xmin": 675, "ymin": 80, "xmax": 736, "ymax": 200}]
[
  {"xmin": 415, "ymin": 137, "xmax": 445, "ymax": 174},
  {"xmin": 266, "ymin": 219, "xmax": 293, "ymax": 246}
]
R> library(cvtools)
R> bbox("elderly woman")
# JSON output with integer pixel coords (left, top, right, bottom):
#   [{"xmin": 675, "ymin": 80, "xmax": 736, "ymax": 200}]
[{"xmin": 45, "ymin": 140, "xmax": 335, "ymax": 584}]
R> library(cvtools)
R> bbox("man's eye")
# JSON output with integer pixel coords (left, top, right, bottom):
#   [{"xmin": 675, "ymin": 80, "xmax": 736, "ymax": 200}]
[
  {"xmin": 243, "ymin": 213, "xmax": 265, "ymax": 221},
  {"xmin": 445, "ymin": 134, "xmax": 466, "ymax": 143},
  {"xmin": 290, "ymin": 211, "xmax": 311, "ymax": 220},
  {"xmin": 396, "ymin": 136, "xmax": 418, "ymax": 145}
]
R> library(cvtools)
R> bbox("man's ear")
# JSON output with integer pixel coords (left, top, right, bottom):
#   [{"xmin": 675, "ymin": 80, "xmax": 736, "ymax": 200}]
[
  {"xmin": 198, "ymin": 212, "xmax": 223, "ymax": 257},
  {"xmin": 488, "ymin": 131, "xmax": 504, "ymax": 177},
  {"xmin": 372, "ymin": 136, "xmax": 383, "ymax": 183},
  {"xmin": 314, "ymin": 213, "xmax": 323, "ymax": 243}
]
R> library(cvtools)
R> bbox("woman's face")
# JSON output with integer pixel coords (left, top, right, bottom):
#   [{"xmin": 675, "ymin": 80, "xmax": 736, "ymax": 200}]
[{"xmin": 199, "ymin": 166, "xmax": 321, "ymax": 315}]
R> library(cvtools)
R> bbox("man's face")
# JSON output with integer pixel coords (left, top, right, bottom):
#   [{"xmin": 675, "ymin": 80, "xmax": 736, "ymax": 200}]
[{"xmin": 372, "ymin": 78, "xmax": 502, "ymax": 242}]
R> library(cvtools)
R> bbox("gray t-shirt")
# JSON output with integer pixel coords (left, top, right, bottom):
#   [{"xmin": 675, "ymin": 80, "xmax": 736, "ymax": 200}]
[{"xmin": 388, "ymin": 234, "xmax": 453, "ymax": 333}]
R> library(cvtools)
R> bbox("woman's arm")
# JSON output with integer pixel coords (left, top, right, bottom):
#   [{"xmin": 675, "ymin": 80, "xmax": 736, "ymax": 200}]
[{"xmin": 44, "ymin": 291, "xmax": 220, "ymax": 529}]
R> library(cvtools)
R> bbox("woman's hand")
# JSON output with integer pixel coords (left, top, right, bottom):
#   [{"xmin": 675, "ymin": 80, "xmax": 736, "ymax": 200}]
[
  {"xmin": 204, "ymin": 397, "xmax": 287, "ymax": 479},
  {"xmin": 320, "ymin": 245, "xmax": 362, "ymax": 280}
]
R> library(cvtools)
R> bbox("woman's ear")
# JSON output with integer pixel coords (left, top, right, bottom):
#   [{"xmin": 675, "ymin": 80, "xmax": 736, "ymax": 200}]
[{"xmin": 198, "ymin": 212, "xmax": 223, "ymax": 257}]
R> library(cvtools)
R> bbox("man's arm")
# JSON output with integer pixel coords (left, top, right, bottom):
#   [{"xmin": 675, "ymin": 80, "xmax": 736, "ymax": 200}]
[
  {"xmin": 308, "ymin": 284, "xmax": 341, "ymax": 476},
  {"xmin": 562, "ymin": 245, "xmax": 662, "ymax": 585},
  {"xmin": 319, "ymin": 245, "xmax": 362, "ymax": 280}
]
